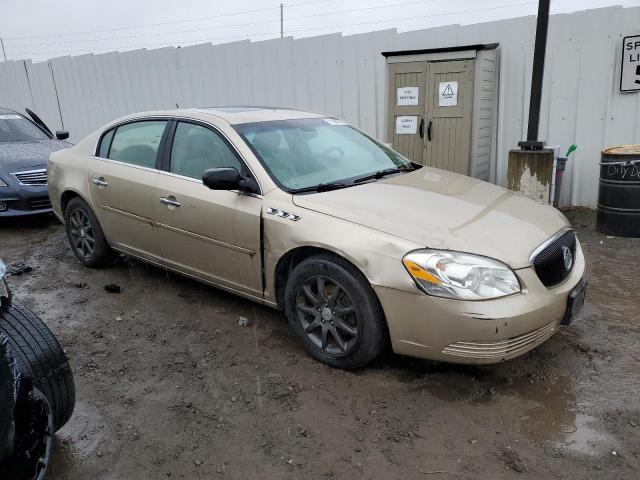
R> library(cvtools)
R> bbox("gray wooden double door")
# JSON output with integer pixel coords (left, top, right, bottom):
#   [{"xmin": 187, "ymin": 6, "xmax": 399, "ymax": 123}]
[{"xmin": 387, "ymin": 59, "xmax": 474, "ymax": 175}]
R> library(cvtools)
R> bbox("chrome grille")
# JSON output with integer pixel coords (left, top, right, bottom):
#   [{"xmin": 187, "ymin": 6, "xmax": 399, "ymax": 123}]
[
  {"xmin": 442, "ymin": 321, "xmax": 557, "ymax": 359},
  {"xmin": 530, "ymin": 229, "xmax": 576, "ymax": 288},
  {"xmin": 13, "ymin": 169, "xmax": 47, "ymax": 185}
]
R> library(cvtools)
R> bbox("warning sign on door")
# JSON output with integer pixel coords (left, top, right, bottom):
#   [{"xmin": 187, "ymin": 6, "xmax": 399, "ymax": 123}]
[
  {"xmin": 439, "ymin": 81, "xmax": 458, "ymax": 107},
  {"xmin": 395, "ymin": 116, "xmax": 418, "ymax": 135},
  {"xmin": 397, "ymin": 86, "xmax": 419, "ymax": 106},
  {"xmin": 621, "ymin": 35, "xmax": 640, "ymax": 92}
]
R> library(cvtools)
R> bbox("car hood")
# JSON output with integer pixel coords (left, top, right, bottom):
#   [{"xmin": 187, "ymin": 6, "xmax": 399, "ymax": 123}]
[
  {"xmin": 291, "ymin": 168, "xmax": 570, "ymax": 269},
  {"xmin": 0, "ymin": 139, "xmax": 71, "ymax": 173}
]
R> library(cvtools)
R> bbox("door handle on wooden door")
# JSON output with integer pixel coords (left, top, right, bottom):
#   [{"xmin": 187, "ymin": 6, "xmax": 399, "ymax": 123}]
[
  {"xmin": 419, "ymin": 118, "xmax": 424, "ymax": 138},
  {"xmin": 427, "ymin": 120, "xmax": 432, "ymax": 141}
]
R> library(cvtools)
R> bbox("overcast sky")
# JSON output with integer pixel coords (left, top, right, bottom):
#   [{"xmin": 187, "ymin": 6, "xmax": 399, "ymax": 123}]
[{"xmin": 0, "ymin": 0, "xmax": 637, "ymax": 62}]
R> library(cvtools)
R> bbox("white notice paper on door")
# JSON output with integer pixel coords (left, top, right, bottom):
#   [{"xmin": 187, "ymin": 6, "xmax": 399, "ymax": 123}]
[
  {"xmin": 395, "ymin": 116, "xmax": 418, "ymax": 135},
  {"xmin": 438, "ymin": 81, "xmax": 458, "ymax": 107},
  {"xmin": 397, "ymin": 86, "xmax": 419, "ymax": 106}
]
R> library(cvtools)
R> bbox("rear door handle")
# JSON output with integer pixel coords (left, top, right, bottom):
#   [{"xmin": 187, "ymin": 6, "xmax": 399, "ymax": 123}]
[
  {"xmin": 419, "ymin": 118, "xmax": 424, "ymax": 138},
  {"xmin": 160, "ymin": 197, "xmax": 181, "ymax": 208},
  {"xmin": 427, "ymin": 120, "xmax": 432, "ymax": 142},
  {"xmin": 92, "ymin": 177, "xmax": 108, "ymax": 187}
]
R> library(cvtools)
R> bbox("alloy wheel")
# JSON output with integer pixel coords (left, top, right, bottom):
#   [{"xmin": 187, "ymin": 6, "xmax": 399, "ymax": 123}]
[
  {"xmin": 68, "ymin": 209, "xmax": 95, "ymax": 260},
  {"xmin": 295, "ymin": 275, "xmax": 358, "ymax": 356}
]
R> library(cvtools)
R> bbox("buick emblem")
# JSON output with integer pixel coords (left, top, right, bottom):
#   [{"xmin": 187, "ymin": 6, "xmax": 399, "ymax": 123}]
[{"xmin": 561, "ymin": 246, "xmax": 573, "ymax": 272}]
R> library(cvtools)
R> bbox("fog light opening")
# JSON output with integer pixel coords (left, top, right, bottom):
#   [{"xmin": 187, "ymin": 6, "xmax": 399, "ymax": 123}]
[{"xmin": 0, "ymin": 202, "xmax": 7, "ymax": 212}]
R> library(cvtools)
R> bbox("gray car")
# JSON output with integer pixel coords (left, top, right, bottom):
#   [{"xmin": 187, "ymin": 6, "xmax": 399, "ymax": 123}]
[{"xmin": 0, "ymin": 108, "xmax": 70, "ymax": 217}]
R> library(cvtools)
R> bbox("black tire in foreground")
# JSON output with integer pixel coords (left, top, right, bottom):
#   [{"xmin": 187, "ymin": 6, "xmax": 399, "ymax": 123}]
[
  {"xmin": 284, "ymin": 254, "xmax": 388, "ymax": 369},
  {"xmin": 0, "ymin": 335, "xmax": 54, "ymax": 480},
  {"xmin": 64, "ymin": 196, "xmax": 112, "ymax": 267},
  {"xmin": 0, "ymin": 302, "xmax": 75, "ymax": 432}
]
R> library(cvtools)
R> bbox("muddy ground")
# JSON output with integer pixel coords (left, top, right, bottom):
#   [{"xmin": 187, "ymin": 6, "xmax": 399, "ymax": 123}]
[{"xmin": 1, "ymin": 208, "xmax": 639, "ymax": 479}]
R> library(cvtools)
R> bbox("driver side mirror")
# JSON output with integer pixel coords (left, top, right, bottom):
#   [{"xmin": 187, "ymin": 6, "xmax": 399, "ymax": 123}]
[
  {"xmin": 203, "ymin": 168, "xmax": 241, "ymax": 190},
  {"xmin": 55, "ymin": 130, "xmax": 69, "ymax": 140},
  {"xmin": 203, "ymin": 168, "xmax": 260, "ymax": 194}
]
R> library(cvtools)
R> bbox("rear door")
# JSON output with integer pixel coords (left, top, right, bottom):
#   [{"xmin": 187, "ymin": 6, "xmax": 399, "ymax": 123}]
[
  {"xmin": 154, "ymin": 120, "xmax": 263, "ymax": 296},
  {"xmin": 88, "ymin": 119, "xmax": 169, "ymax": 262}
]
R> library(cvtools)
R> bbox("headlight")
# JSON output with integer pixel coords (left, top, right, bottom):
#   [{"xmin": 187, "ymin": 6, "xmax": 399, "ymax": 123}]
[
  {"xmin": 402, "ymin": 250, "xmax": 521, "ymax": 300},
  {"xmin": 0, "ymin": 259, "xmax": 5, "ymax": 280},
  {"xmin": 0, "ymin": 178, "xmax": 8, "ymax": 187}
]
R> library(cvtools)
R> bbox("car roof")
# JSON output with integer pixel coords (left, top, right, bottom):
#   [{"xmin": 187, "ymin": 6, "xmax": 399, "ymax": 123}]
[
  {"xmin": 116, "ymin": 106, "xmax": 327, "ymax": 126},
  {"xmin": 196, "ymin": 106, "xmax": 325, "ymax": 125}
]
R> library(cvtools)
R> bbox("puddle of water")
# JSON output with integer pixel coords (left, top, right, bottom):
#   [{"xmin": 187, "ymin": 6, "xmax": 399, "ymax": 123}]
[
  {"xmin": 559, "ymin": 414, "xmax": 618, "ymax": 455},
  {"xmin": 517, "ymin": 372, "xmax": 618, "ymax": 456}
]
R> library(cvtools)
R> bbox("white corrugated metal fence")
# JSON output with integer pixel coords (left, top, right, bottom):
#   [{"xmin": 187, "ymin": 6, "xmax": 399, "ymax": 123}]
[{"xmin": 0, "ymin": 5, "xmax": 638, "ymax": 207}]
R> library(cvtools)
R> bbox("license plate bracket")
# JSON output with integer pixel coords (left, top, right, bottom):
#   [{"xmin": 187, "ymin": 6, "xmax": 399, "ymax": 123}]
[{"xmin": 561, "ymin": 280, "xmax": 587, "ymax": 325}]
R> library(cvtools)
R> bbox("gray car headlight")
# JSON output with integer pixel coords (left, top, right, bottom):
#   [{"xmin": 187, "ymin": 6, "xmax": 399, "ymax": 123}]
[
  {"xmin": 402, "ymin": 250, "xmax": 521, "ymax": 300},
  {"xmin": 0, "ymin": 178, "xmax": 8, "ymax": 187}
]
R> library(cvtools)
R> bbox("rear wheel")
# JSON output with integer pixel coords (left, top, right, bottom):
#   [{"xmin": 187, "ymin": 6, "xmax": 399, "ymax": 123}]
[
  {"xmin": 0, "ymin": 302, "xmax": 75, "ymax": 432},
  {"xmin": 64, "ymin": 197, "xmax": 111, "ymax": 267},
  {"xmin": 285, "ymin": 255, "xmax": 387, "ymax": 369}
]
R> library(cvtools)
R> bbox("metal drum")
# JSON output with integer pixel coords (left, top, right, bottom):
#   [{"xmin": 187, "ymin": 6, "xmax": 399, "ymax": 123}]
[{"xmin": 597, "ymin": 144, "xmax": 640, "ymax": 237}]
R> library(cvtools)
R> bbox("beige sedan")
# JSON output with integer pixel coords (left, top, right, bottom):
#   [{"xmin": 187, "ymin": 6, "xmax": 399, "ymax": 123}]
[{"xmin": 48, "ymin": 107, "xmax": 586, "ymax": 368}]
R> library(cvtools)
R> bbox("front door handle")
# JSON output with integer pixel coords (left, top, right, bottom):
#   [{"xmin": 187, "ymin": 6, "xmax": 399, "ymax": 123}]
[
  {"xmin": 160, "ymin": 197, "xmax": 181, "ymax": 208},
  {"xmin": 419, "ymin": 118, "xmax": 424, "ymax": 138},
  {"xmin": 92, "ymin": 177, "xmax": 108, "ymax": 187},
  {"xmin": 427, "ymin": 120, "xmax": 432, "ymax": 142}
]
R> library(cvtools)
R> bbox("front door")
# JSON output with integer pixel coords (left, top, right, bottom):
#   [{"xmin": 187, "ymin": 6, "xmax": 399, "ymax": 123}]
[
  {"xmin": 154, "ymin": 120, "xmax": 263, "ymax": 296},
  {"xmin": 88, "ymin": 119, "xmax": 169, "ymax": 262}
]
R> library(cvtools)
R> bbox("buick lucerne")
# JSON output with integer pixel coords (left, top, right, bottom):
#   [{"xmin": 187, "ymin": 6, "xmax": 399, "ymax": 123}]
[{"xmin": 48, "ymin": 107, "xmax": 586, "ymax": 368}]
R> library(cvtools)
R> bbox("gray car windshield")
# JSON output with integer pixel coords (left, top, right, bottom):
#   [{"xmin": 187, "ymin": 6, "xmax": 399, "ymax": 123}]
[
  {"xmin": 0, "ymin": 114, "xmax": 49, "ymax": 142},
  {"xmin": 234, "ymin": 118, "xmax": 412, "ymax": 192}
]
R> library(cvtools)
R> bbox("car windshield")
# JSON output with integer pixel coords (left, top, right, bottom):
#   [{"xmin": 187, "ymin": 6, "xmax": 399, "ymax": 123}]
[
  {"xmin": 234, "ymin": 118, "xmax": 412, "ymax": 192},
  {"xmin": 0, "ymin": 113, "xmax": 49, "ymax": 142}
]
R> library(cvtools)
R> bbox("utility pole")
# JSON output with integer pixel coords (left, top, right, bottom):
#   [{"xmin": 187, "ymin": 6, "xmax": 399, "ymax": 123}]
[
  {"xmin": 0, "ymin": 38, "xmax": 7, "ymax": 62},
  {"xmin": 519, "ymin": 0, "xmax": 550, "ymax": 149},
  {"xmin": 280, "ymin": 4, "xmax": 284, "ymax": 38},
  {"xmin": 507, "ymin": 0, "xmax": 554, "ymax": 204}
]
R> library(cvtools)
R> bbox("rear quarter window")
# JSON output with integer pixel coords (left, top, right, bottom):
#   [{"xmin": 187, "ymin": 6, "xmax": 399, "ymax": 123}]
[{"xmin": 97, "ymin": 128, "xmax": 115, "ymax": 158}]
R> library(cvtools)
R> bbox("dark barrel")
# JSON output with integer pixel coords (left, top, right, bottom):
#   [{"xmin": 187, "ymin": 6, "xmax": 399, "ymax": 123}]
[{"xmin": 597, "ymin": 144, "xmax": 640, "ymax": 237}]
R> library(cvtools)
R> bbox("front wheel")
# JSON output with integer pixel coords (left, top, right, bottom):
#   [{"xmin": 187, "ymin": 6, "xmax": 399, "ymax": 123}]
[
  {"xmin": 64, "ymin": 197, "xmax": 111, "ymax": 267},
  {"xmin": 284, "ymin": 255, "xmax": 387, "ymax": 369}
]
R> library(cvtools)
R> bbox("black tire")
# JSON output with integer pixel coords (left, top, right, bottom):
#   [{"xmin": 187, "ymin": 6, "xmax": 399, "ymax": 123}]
[
  {"xmin": 64, "ymin": 196, "xmax": 111, "ymax": 267},
  {"xmin": 284, "ymin": 254, "xmax": 387, "ymax": 369},
  {"xmin": 0, "ymin": 335, "xmax": 17, "ymax": 460},
  {"xmin": 0, "ymin": 302, "xmax": 75, "ymax": 432}
]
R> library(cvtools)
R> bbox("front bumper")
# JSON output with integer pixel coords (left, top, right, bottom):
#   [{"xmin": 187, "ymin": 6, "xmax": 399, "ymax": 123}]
[
  {"xmin": 0, "ymin": 184, "xmax": 52, "ymax": 217},
  {"xmin": 375, "ymin": 242, "xmax": 586, "ymax": 364}
]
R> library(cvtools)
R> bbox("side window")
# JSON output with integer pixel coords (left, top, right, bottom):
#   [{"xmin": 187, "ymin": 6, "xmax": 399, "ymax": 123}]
[
  {"xmin": 97, "ymin": 128, "xmax": 115, "ymax": 158},
  {"xmin": 108, "ymin": 120, "xmax": 167, "ymax": 169},
  {"xmin": 170, "ymin": 122, "xmax": 243, "ymax": 180}
]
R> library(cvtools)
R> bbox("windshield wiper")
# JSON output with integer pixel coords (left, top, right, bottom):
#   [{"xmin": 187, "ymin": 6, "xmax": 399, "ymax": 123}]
[
  {"xmin": 353, "ymin": 167, "xmax": 412, "ymax": 184},
  {"xmin": 290, "ymin": 182, "xmax": 352, "ymax": 194}
]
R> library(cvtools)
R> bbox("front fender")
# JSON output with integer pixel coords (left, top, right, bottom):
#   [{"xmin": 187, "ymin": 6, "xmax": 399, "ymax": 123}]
[{"xmin": 262, "ymin": 200, "xmax": 422, "ymax": 304}]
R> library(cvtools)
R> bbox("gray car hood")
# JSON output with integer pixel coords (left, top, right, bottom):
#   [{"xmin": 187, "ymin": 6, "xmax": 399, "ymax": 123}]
[{"xmin": 0, "ymin": 139, "xmax": 71, "ymax": 173}]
